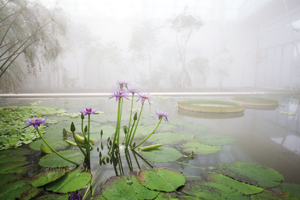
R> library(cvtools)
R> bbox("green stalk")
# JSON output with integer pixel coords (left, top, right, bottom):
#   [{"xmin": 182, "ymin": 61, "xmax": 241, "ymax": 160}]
[
  {"xmin": 116, "ymin": 98, "xmax": 123, "ymax": 145},
  {"xmin": 71, "ymin": 130, "xmax": 87, "ymax": 158},
  {"xmin": 138, "ymin": 144, "xmax": 163, "ymax": 151},
  {"xmin": 131, "ymin": 119, "xmax": 162, "ymax": 150},
  {"xmin": 87, "ymin": 114, "xmax": 91, "ymax": 170},
  {"xmin": 81, "ymin": 117, "xmax": 86, "ymax": 138},
  {"xmin": 36, "ymin": 127, "xmax": 79, "ymax": 166},
  {"xmin": 129, "ymin": 104, "xmax": 144, "ymax": 146},
  {"xmin": 111, "ymin": 98, "xmax": 122, "ymax": 153},
  {"xmin": 125, "ymin": 93, "xmax": 134, "ymax": 143},
  {"xmin": 125, "ymin": 119, "xmax": 136, "ymax": 147}
]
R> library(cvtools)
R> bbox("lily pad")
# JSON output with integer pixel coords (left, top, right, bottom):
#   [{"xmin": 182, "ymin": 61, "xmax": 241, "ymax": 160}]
[
  {"xmin": 137, "ymin": 167, "xmax": 185, "ymax": 192},
  {"xmin": 155, "ymin": 192, "xmax": 178, "ymax": 200},
  {"xmin": 250, "ymin": 188, "xmax": 291, "ymax": 200},
  {"xmin": 129, "ymin": 171, "xmax": 160, "ymax": 199},
  {"xmin": 140, "ymin": 147, "xmax": 182, "ymax": 163},
  {"xmin": 279, "ymin": 183, "xmax": 300, "ymax": 199},
  {"xmin": 147, "ymin": 132, "xmax": 185, "ymax": 144},
  {"xmin": 0, "ymin": 161, "xmax": 32, "ymax": 174},
  {"xmin": 184, "ymin": 123, "xmax": 211, "ymax": 132},
  {"xmin": 194, "ymin": 133, "xmax": 236, "ymax": 146},
  {"xmin": 39, "ymin": 150, "xmax": 84, "ymax": 167},
  {"xmin": 219, "ymin": 162, "xmax": 284, "ymax": 187},
  {"xmin": 0, "ymin": 155, "xmax": 27, "ymax": 164},
  {"xmin": 0, "ymin": 148, "xmax": 31, "ymax": 156},
  {"xmin": 180, "ymin": 180, "xmax": 249, "ymax": 200},
  {"xmin": 29, "ymin": 137, "xmax": 70, "ymax": 151},
  {"xmin": 31, "ymin": 167, "xmax": 68, "ymax": 187},
  {"xmin": 0, "ymin": 179, "xmax": 42, "ymax": 200},
  {"xmin": 46, "ymin": 168, "xmax": 91, "ymax": 193},
  {"xmin": 35, "ymin": 194, "xmax": 69, "ymax": 200},
  {"xmin": 0, "ymin": 173, "xmax": 23, "ymax": 187},
  {"xmin": 207, "ymin": 172, "xmax": 264, "ymax": 195},
  {"xmin": 181, "ymin": 142, "xmax": 222, "ymax": 154},
  {"xmin": 101, "ymin": 175, "xmax": 139, "ymax": 200}
]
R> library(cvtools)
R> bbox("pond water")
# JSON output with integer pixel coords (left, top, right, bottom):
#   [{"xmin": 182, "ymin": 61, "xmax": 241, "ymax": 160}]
[{"xmin": 0, "ymin": 96, "xmax": 299, "ymax": 198}]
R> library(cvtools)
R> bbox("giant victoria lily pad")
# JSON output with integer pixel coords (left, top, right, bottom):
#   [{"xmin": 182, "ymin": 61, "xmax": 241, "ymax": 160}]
[
  {"xmin": 140, "ymin": 147, "xmax": 182, "ymax": 163},
  {"xmin": 181, "ymin": 142, "xmax": 222, "ymax": 154},
  {"xmin": 39, "ymin": 150, "xmax": 84, "ymax": 167},
  {"xmin": 219, "ymin": 162, "xmax": 283, "ymax": 187},
  {"xmin": 137, "ymin": 167, "xmax": 185, "ymax": 192},
  {"xmin": 46, "ymin": 168, "xmax": 91, "ymax": 193}
]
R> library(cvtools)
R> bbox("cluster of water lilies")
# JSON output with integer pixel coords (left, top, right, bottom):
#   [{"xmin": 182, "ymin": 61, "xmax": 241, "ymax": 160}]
[{"xmin": 23, "ymin": 80, "xmax": 170, "ymax": 171}]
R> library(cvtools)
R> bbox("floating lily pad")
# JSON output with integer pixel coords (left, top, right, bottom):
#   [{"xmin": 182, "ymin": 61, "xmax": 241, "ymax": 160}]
[
  {"xmin": 169, "ymin": 118, "xmax": 190, "ymax": 126},
  {"xmin": 129, "ymin": 171, "xmax": 160, "ymax": 199},
  {"xmin": 194, "ymin": 133, "xmax": 236, "ymax": 146},
  {"xmin": 182, "ymin": 142, "xmax": 222, "ymax": 154},
  {"xmin": 93, "ymin": 194, "xmax": 106, "ymax": 200},
  {"xmin": 137, "ymin": 167, "xmax": 185, "ymax": 192},
  {"xmin": 101, "ymin": 175, "xmax": 139, "ymax": 200},
  {"xmin": 31, "ymin": 167, "xmax": 68, "ymax": 187},
  {"xmin": 0, "ymin": 155, "xmax": 27, "ymax": 164},
  {"xmin": 147, "ymin": 132, "xmax": 185, "ymax": 144},
  {"xmin": 279, "ymin": 183, "xmax": 300, "ymax": 199},
  {"xmin": 0, "ymin": 161, "xmax": 32, "ymax": 174},
  {"xmin": 140, "ymin": 147, "xmax": 182, "ymax": 163},
  {"xmin": 250, "ymin": 188, "xmax": 291, "ymax": 200},
  {"xmin": 29, "ymin": 137, "xmax": 70, "ymax": 151},
  {"xmin": 180, "ymin": 180, "xmax": 249, "ymax": 200},
  {"xmin": 219, "ymin": 162, "xmax": 283, "ymax": 187},
  {"xmin": 155, "ymin": 192, "xmax": 178, "ymax": 200},
  {"xmin": 207, "ymin": 172, "xmax": 263, "ymax": 195},
  {"xmin": 0, "ymin": 179, "xmax": 42, "ymax": 200},
  {"xmin": 35, "ymin": 194, "xmax": 69, "ymax": 200},
  {"xmin": 0, "ymin": 173, "xmax": 23, "ymax": 187},
  {"xmin": 39, "ymin": 150, "xmax": 84, "ymax": 167},
  {"xmin": 46, "ymin": 168, "xmax": 91, "ymax": 193},
  {"xmin": 0, "ymin": 148, "xmax": 31, "ymax": 156}
]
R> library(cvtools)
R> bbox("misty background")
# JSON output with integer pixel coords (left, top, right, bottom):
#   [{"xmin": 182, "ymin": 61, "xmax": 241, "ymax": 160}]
[{"xmin": 1, "ymin": 0, "xmax": 300, "ymax": 93}]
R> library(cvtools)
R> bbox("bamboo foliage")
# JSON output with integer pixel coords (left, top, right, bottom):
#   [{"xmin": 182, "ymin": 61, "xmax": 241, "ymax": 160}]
[{"xmin": 0, "ymin": 0, "xmax": 68, "ymax": 91}]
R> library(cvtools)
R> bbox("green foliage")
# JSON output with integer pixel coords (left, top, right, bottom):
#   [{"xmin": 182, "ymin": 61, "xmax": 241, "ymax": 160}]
[
  {"xmin": 193, "ymin": 133, "xmax": 236, "ymax": 146},
  {"xmin": 137, "ymin": 167, "xmax": 186, "ymax": 192},
  {"xmin": 140, "ymin": 147, "xmax": 182, "ymax": 163},
  {"xmin": 279, "ymin": 183, "xmax": 300, "ymax": 199},
  {"xmin": 0, "ymin": 106, "xmax": 67, "ymax": 150},
  {"xmin": 147, "ymin": 132, "xmax": 185, "ymax": 144},
  {"xmin": 31, "ymin": 167, "xmax": 68, "ymax": 187},
  {"xmin": 35, "ymin": 194, "xmax": 69, "ymax": 200},
  {"xmin": 219, "ymin": 162, "xmax": 284, "ymax": 187},
  {"xmin": 181, "ymin": 142, "xmax": 222, "ymax": 154},
  {"xmin": 46, "ymin": 168, "xmax": 91, "ymax": 193},
  {"xmin": 0, "ymin": 161, "xmax": 32, "ymax": 174},
  {"xmin": 39, "ymin": 150, "xmax": 84, "ymax": 167}
]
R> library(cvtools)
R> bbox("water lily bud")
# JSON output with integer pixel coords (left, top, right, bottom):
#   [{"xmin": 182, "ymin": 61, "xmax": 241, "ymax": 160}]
[
  {"xmin": 70, "ymin": 122, "xmax": 76, "ymax": 132},
  {"xmin": 63, "ymin": 128, "xmax": 68, "ymax": 137},
  {"xmin": 106, "ymin": 156, "xmax": 109, "ymax": 163},
  {"xmin": 123, "ymin": 126, "xmax": 128, "ymax": 134},
  {"xmin": 133, "ymin": 112, "xmax": 138, "ymax": 120},
  {"xmin": 84, "ymin": 125, "xmax": 87, "ymax": 133},
  {"xmin": 101, "ymin": 142, "xmax": 104, "ymax": 150},
  {"xmin": 97, "ymin": 147, "xmax": 99, "ymax": 152},
  {"xmin": 100, "ymin": 130, "xmax": 103, "ymax": 136},
  {"xmin": 81, "ymin": 113, "xmax": 84, "ymax": 120},
  {"xmin": 99, "ymin": 152, "xmax": 102, "ymax": 158},
  {"xmin": 109, "ymin": 140, "xmax": 112, "ymax": 146}
]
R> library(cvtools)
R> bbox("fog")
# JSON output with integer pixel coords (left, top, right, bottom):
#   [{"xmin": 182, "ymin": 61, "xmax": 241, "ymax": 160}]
[{"xmin": 1, "ymin": 0, "xmax": 300, "ymax": 93}]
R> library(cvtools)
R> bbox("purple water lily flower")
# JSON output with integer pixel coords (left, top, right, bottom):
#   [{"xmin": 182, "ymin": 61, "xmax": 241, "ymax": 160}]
[
  {"xmin": 154, "ymin": 111, "xmax": 171, "ymax": 122},
  {"xmin": 127, "ymin": 88, "xmax": 139, "ymax": 94},
  {"xmin": 137, "ymin": 93, "xmax": 152, "ymax": 105},
  {"xmin": 69, "ymin": 192, "xmax": 82, "ymax": 200},
  {"xmin": 109, "ymin": 89, "xmax": 129, "ymax": 101},
  {"xmin": 116, "ymin": 80, "xmax": 130, "ymax": 89},
  {"xmin": 80, "ymin": 108, "xmax": 98, "ymax": 115},
  {"xmin": 23, "ymin": 118, "xmax": 47, "ymax": 129}
]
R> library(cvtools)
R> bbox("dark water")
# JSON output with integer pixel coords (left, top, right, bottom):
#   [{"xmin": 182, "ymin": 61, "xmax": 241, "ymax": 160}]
[{"xmin": 1, "ymin": 96, "xmax": 299, "ymax": 191}]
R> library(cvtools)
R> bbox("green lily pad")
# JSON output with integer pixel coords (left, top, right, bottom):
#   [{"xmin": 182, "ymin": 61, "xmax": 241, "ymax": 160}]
[
  {"xmin": 0, "ymin": 155, "xmax": 27, "ymax": 164},
  {"xmin": 31, "ymin": 167, "xmax": 68, "ymax": 187},
  {"xmin": 0, "ymin": 173, "xmax": 23, "ymax": 187},
  {"xmin": 180, "ymin": 180, "xmax": 249, "ymax": 200},
  {"xmin": 101, "ymin": 175, "xmax": 139, "ymax": 200},
  {"xmin": 181, "ymin": 142, "xmax": 222, "ymax": 154},
  {"xmin": 194, "ymin": 133, "xmax": 236, "ymax": 146},
  {"xmin": 0, "ymin": 161, "xmax": 32, "ymax": 174},
  {"xmin": 155, "ymin": 192, "xmax": 178, "ymax": 200},
  {"xmin": 0, "ymin": 148, "xmax": 31, "ymax": 156},
  {"xmin": 250, "ymin": 188, "xmax": 291, "ymax": 200},
  {"xmin": 39, "ymin": 150, "xmax": 84, "ymax": 167},
  {"xmin": 169, "ymin": 118, "xmax": 190, "ymax": 126},
  {"xmin": 0, "ymin": 179, "xmax": 42, "ymax": 200},
  {"xmin": 137, "ymin": 167, "xmax": 185, "ymax": 192},
  {"xmin": 140, "ymin": 147, "xmax": 182, "ymax": 163},
  {"xmin": 279, "ymin": 183, "xmax": 300, "ymax": 199},
  {"xmin": 207, "ymin": 172, "xmax": 264, "ymax": 195},
  {"xmin": 29, "ymin": 137, "xmax": 70, "ymax": 151},
  {"xmin": 129, "ymin": 171, "xmax": 160, "ymax": 199},
  {"xmin": 93, "ymin": 194, "xmax": 106, "ymax": 200},
  {"xmin": 35, "ymin": 194, "xmax": 69, "ymax": 200},
  {"xmin": 46, "ymin": 168, "xmax": 91, "ymax": 193},
  {"xmin": 147, "ymin": 132, "xmax": 185, "ymax": 144},
  {"xmin": 219, "ymin": 162, "xmax": 284, "ymax": 187}
]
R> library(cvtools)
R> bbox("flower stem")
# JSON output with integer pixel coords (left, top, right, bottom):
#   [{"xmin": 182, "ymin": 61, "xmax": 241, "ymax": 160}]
[
  {"xmin": 81, "ymin": 118, "xmax": 86, "ymax": 138},
  {"xmin": 125, "ymin": 118, "xmax": 136, "ymax": 148},
  {"xmin": 71, "ymin": 130, "xmax": 87, "ymax": 158},
  {"xmin": 87, "ymin": 114, "xmax": 91, "ymax": 170},
  {"xmin": 111, "ymin": 98, "xmax": 122, "ymax": 153},
  {"xmin": 125, "ymin": 93, "xmax": 134, "ymax": 143},
  {"xmin": 36, "ymin": 128, "xmax": 80, "ymax": 166},
  {"xmin": 129, "ymin": 103, "xmax": 144, "ymax": 146},
  {"xmin": 131, "ymin": 119, "xmax": 162, "ymax": 150}
]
